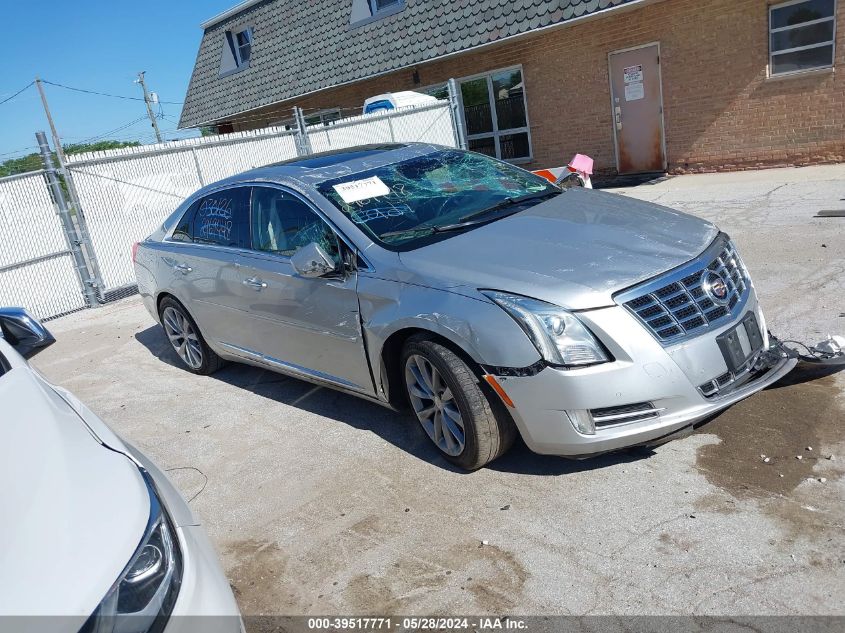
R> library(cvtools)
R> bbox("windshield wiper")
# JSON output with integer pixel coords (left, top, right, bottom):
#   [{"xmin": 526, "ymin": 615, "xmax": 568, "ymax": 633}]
[
  {"xmin": 379, "ymin": 190, "xmax": 560, "ymax": 239},
  {"xmin": 379, "ymin": 225, "xmax": 438, "ymax": 239},
  {"xmin": 434, "ymin": 189, "xmax": 561, "ymax": 232}
]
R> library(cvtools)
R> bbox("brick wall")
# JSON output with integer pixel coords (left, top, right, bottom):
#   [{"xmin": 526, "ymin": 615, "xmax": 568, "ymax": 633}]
[{"xmin": 220, "ymin": 0, "xmax": 844, "ymax": 174}]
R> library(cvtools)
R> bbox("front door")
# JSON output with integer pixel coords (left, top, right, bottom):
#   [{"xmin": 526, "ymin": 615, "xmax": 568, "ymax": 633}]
[
  {"xmin": 608, "ymin": 43, "xmax": 666, "ymax": 174},
  {"xmin": 237, "ymin": 185, "xmax": 375, "ymax": 395}
]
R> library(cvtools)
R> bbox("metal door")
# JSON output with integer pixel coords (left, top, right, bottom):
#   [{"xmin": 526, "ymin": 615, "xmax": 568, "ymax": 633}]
[
  {"xmin": 608, "ymin": 43, "xmax": 666, "ymax": 174},
  {"xmin": 167, "ymin": 187, "xmax": 254, "ymax": 352},
  {"xmin": 236, "ymin": 252, "xmax": 374, "ymax": 394},
  {"xmin": 234, "ymin": 185, "xmax": 374, "ymax": 394}
]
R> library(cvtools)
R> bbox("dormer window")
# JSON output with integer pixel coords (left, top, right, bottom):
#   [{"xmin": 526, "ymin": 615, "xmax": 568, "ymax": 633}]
[
  {"xmin": 234, "ymin": 28, "xmax": 252, "ymax": 64},
  {"xmin": 350, "ymin": 0, "xmax": 404, "ymax": 26},
  {"xmin": 369, "ymin": 0, "xmax": 401, "ymax": 13},
  {"xmin": 219, "ymin": 27, "xmax": 253, "ymax": 76}
]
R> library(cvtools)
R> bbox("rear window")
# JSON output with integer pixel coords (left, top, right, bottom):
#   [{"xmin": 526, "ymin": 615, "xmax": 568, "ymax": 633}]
[{"xmin": 189, "ymin": 187, "xmax": 251, "ymax": 249}]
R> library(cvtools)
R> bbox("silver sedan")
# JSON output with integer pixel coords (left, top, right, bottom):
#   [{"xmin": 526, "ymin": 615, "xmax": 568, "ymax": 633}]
[{"xmin": 133, "ymin": 143, "xmax": 794, "ymax": 470}]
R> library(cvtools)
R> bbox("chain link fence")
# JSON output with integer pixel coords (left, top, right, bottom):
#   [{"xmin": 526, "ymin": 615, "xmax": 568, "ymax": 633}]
[
  {"xmin": 0, "ymin": 171, "xmax": 89, "ymax": 320},
  {"xmin": 0, "ymin": 90, "xmax": 464, "ymax": 320}
]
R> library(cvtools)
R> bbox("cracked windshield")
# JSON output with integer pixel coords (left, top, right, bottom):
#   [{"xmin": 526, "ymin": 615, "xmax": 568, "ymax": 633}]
[{"xmin": 318, "ymin": 149, "xmax": 559, "ymax": 250}]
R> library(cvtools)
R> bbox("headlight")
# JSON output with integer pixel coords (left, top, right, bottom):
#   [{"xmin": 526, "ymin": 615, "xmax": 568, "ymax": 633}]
[
  {"xmin": 482, "ymin": 291, "xmax": 611, "ymax": 367},
  {"xmin": 82, "ymin": 471, "xmax": 182, "ymax": 633}
]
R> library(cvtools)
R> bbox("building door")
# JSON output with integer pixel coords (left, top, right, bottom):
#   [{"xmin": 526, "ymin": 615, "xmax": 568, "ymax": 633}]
[{"xmin": 608, "ymin": 43, "xmax": 666, "ymax": 174}]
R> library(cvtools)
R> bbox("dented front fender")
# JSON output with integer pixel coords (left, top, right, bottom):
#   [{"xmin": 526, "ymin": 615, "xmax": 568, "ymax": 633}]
[{"xmin": 357, "ymin": 275, "xmax": 541, "ymax": 371}]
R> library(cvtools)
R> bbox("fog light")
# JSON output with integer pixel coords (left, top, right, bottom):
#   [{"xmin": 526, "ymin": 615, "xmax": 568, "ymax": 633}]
[{"xmin": 566, "ymin": 410, "xmax": 595, "ymax": 435}]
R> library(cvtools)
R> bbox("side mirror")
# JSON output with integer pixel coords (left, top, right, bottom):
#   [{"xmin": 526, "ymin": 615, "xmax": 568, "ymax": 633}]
[
  {"xmin": 0, "ymin": 308, "xmax": 56, "ymax": 359},
  {"xmin": 556, "ymin": 172, "xmax": 584, "ymax": 189},
  {"xmin": 290, "ymin": 242, "xmax": 338, "ymax": 279}
]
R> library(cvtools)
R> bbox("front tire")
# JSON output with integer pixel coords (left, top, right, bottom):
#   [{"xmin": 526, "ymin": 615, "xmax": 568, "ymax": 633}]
[
  {"xmin": 402, "ymin": 337, "xmax": 516, "ymax": 470},
  {"xmin": 158, "ymin": 297, "xmax": 224, "ymax": 375}
]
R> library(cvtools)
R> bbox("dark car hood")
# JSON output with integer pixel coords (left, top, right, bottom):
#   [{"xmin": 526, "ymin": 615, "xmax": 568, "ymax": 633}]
[{"xmin": 398, "ymin": 188, "xmax": 719, "ymax": 309}]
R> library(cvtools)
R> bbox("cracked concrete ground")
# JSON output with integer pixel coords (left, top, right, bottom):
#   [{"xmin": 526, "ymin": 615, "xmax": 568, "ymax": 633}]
[{"xmin": 32, "ymin": 165, "xmax": 844, "ymax": 618}]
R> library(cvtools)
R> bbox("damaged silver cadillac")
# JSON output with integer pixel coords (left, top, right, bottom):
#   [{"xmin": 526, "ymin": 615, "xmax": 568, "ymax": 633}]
[{"xmin": 134, "ymin": 143, "xmax": 798, "ymax": 470}]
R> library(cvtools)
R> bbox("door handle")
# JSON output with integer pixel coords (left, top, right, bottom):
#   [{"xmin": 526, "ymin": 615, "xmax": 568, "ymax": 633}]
[
  {"xmin": 615, "ymin": 106, "xmax": 623, "ymax": 131},
  {"xmin": 174, "ymin": 263, "xmax": 192, "ymax": 274},
  {"xmin": 243, "ymin": 277, "xmax": 267, "ymax": 290}
]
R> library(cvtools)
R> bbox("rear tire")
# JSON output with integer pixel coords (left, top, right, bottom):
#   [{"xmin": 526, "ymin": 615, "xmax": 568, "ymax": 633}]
[
  {"xmin": 402, "ymin": 336, "xmax": 516, "ymax": 470},
  {"xmin": 158, "ymin": 297, "xmax": 224, "ymax": 375}
]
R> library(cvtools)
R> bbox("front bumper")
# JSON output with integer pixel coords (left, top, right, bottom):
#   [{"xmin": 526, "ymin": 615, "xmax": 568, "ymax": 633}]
[{"xmin": 495, "ymin": 292, "xmax": 796, "ymax": 456}]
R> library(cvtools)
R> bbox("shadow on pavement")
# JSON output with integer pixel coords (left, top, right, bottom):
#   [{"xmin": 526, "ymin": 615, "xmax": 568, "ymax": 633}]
[{"xmin": 135, "ymin": 324, "xmax": 657, "ymax": 476}]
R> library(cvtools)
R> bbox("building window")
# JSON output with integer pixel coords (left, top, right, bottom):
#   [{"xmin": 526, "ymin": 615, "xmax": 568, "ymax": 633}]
[
  {"xmin": 370, "ymin": 0, "xmax": 401, "ymax": 12},
  {"xmin": 350, "ymin": 0, "xmax": 404, "ymax": 26},
  {"xmin": 769, "ymin": 0, "xmax": 836, "ymax": 76},
  {"xmin": 234, "ymin": 28, "xmax": 252, "ymax": 65},
  {"xmin": 459, "ymin": 67, "xmax": 532, "ymax": 162},
  {"xmin": 219, "ymin": 27, "xmax": 253, "ymax": 77}
]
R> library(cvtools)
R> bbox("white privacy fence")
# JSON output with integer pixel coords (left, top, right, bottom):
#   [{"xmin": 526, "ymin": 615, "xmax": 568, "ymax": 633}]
[
  {"xmin": 65, "ymin": 100, "xmax": 459, "ymax": 296},
  {"xmin": 66, "ymin": 128, "xmax": 302, "ymax": 293},
  {"xmin": 307, "ymin": 102, "xmax": 457, "ymax": 153},
  {"xmin": 0, "ymin": 96, "xmax": 463, "ymax": 319}
]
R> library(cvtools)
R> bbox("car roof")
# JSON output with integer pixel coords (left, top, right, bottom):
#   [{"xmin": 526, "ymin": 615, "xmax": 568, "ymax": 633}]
[{"xmin": 201, "ymin": 142, "xmax": 445, "ymax": 193}]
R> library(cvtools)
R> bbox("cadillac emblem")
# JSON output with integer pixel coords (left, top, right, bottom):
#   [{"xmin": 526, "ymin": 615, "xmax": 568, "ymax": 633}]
[{"xmin": 703, "ymin": 271, "xmax": 730, "ymax": 305}]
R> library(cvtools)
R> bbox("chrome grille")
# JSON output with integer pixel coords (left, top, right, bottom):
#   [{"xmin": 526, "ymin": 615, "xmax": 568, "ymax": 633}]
[
  {"xmin": 699, "ymin": 364, "xmax": 767, "ymax": 399},
  {"xmin": 590, "ymin": 402, "xmax": 660, "ymax": 428},
  {"xmin": 621, "ymin": 240, "xmax": 749, "ymax": 343}
]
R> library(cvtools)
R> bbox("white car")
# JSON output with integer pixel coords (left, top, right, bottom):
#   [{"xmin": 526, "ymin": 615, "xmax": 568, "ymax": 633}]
[{"xmin": 0, "ymin": 308, "xmax": 242, "ymax": 632}]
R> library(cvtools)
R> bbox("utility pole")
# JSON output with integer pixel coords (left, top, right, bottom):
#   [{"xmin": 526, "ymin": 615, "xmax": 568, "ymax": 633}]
[
  {"xmin": 35, "ymin": 77, "xmax": 69, "ymax": 166},
  {"xmin": 136, "ymin": 71, "xmax": 163, "ymax": 143},
  {"xmin": 33, "ymin": 77, "xmax": 106, "ymax": 302},
  {"xmin": 36, "ymin": 131, "xmax": 99, "ymax": 308}
]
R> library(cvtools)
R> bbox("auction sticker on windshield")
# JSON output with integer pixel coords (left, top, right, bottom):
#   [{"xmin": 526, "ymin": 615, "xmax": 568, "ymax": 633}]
[{"xmin": 333, "ymin": 176, "xmax": 390, "ymax": 204}]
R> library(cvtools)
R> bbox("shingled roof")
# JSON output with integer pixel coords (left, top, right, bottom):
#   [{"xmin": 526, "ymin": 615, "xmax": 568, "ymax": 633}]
[{"xmin": 179, "ymin": 0, "xmax": 637, "ymax": 129}]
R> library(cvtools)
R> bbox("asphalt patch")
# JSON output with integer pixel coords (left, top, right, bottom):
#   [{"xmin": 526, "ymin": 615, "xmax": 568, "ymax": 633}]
[{"xmin": 694, "ymin": 364, "xmax": 843, "ymax": 500}]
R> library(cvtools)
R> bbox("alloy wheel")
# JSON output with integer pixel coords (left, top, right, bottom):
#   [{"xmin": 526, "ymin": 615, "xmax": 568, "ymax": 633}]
[
  {"xmin": 162, "ymin": 306, "xmax": 203, "ymax": 370},
  {"xmin": 404, "ymin": 354, "xmax": 466, "ymax": 456}
]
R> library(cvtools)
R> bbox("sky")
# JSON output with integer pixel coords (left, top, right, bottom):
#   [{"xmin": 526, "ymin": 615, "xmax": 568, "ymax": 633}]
[{"xmin": 0, "ymin": 0, "xmax": 237, "ymax": 160}]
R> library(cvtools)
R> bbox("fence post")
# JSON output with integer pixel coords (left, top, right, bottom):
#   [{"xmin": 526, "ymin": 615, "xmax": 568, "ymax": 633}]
[
  {"xmin": 190, "ymin": 147, "xmax": 205, "ymax": 186},
  {"xmin": 56, "ymin": 158, "xmax": 106, "ymax": 301},
  {"xmin": 447, "ymin": 78, "xmax": 468, "ymax": 149},
  {"xmin": 293, "ymin": 106, "xmax": 313, "ymax": 156},
  {"xmin": 36, "ymin": 131, "xmax": 99, "ymax": 309}
]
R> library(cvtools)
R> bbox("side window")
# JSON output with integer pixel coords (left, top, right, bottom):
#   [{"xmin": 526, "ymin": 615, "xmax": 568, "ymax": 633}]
[
  {"xmin": 190, "ymin": 187, "xmax": 251, "ymax": 249},
  {"xmin": 250, "ymin": 187, "xmax": 340, "ymax": 264},
  {"xmin": 171, "ymin": 200, "xmax": 199, "ymax": 243}
]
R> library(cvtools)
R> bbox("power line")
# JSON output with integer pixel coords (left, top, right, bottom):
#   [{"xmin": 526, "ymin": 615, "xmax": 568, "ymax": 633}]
[
  {"xmin": 72, "ymin": 116, "xmax": 150, "ymax": 146},
  {"xmin": 0, "ymin": 145, "xmax": 38, "ymax": 158},
  {"xmin": 40, "ymin": 79, "xmax": 183, "ymax": 105},
  {"xmin": 0, "ymin": 81, "xmax": 34, "ymax": 106}
]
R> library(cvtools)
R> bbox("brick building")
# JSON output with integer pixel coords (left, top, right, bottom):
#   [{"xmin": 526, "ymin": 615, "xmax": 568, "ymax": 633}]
[{"xmin": 179, "ymin": 0, "xmax": 843, "ymax": 175}]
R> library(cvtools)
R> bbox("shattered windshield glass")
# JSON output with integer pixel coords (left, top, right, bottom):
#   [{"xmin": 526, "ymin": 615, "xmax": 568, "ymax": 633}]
[{"xmin": 316, "ymin": 150, "xmax": 559, "ymax": 250}]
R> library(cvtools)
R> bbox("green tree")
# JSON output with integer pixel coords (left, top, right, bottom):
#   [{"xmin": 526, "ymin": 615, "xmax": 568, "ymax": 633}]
[{"xmin": 0, "ymin": 140, "xmax": 141, "ymax": 178}]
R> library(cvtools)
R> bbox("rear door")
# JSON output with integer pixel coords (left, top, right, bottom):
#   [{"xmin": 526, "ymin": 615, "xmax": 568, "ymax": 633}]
[
  {"xmin": 236, "ymin": 185, "xmax": 374, "ymax": 394},
  {"xmin": 164, "ymin": 186, "xmax": 252, "ymax": 351},
  {"xmin": 608, "ymin": 43, "xmax": 666, "ymax": 174}
]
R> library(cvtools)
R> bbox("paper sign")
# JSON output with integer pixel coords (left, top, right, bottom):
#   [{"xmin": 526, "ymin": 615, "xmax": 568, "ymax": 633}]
[
  {"xmin": 333, "ymin": 176, "xmax": 390, "ymax": 204},
  {"xmin": 623, "ymin": 64, "xmax": 643, "ymax": 84},
  {"xmin": 625, "ymin": 81, "xmax": 645, "ymax": 101}
]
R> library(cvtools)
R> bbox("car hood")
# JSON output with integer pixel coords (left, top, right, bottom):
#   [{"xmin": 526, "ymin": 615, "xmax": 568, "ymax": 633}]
[
  {"xmin": 0, "ymin": 367, "xmax": 149, "ymax": 618},
  {"xmin": 398, "ymin": 188, "xmax": 719, "ymax": 309}
]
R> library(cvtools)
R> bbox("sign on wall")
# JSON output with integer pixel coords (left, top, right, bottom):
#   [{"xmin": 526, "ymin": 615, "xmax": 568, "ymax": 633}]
[{"xmin": 623, "ymin": 64, "xmax": 644, "ymax": 101}]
